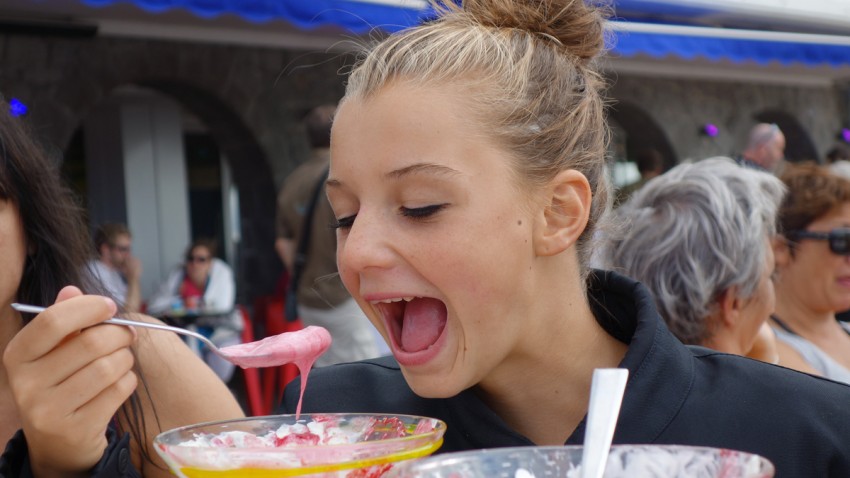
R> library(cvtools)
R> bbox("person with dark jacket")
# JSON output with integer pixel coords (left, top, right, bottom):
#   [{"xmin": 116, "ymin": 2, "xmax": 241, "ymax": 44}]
[
  {"xmin": 280, "ymin": 1, "xmax": 850, "ymax": 476},
  {"xmin": 285, "ymin": 271, "xmax": 850, "ymax": 476}
]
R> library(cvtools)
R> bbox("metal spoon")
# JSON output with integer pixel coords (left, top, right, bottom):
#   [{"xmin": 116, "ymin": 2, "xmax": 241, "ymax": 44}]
[
  {"xmin": 581, "ymin": 368, "xmax": 629, "ymax": 478},
  {"xmin": 11, "ymin": 303, "xmax": 331, "ymax": 368}
]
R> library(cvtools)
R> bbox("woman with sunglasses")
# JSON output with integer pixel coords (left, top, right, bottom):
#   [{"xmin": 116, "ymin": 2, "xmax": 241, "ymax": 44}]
[
  {"xmin": 147, "ymin": 238, "xmax": 243, "ymax": 382},
  {"xmin": 772, "ymin": 162, "xmax": 850, "ymax": 382}
]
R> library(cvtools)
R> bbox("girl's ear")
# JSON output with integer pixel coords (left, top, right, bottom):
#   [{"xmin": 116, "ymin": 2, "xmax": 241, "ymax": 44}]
[{"xmin": 533, "ymin": 169, "xmax": 592, "ymax": 257}]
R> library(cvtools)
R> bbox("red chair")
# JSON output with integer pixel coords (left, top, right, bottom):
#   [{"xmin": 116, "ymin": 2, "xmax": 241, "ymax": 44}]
[
  {"xmin": 237, "ymin": 305, "xmax": 267, "ymax": 416},
  {"xmin": 253, "ymin": 295, "xmax": 303, "ymax": 414}
]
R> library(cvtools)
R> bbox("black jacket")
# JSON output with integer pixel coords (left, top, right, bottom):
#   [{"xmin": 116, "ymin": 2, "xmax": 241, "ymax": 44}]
[
  {"xmin": 281, "ymin": 270, "xmax": 850, "ymax": 477},
  {"xmin": 0, "ymin": 424, "xmax": 140, "ymax": 478}
]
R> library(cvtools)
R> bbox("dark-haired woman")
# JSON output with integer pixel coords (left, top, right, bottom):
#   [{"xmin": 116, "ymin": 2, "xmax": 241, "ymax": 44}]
[
  {"xmin": 0, "ymin": 100, "xmax": 243, "ymax": 477},
  {"xmin": 281, "ymin": 1, "xmax": 850, "ymax": 475},
  {"xmin": 147, "ymin": 238, "xmax": 243, "ymax": 383}
]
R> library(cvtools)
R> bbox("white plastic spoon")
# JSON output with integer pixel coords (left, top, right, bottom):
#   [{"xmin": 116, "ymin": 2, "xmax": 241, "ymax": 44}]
[{"xmin": 581, "ymin": 368, "xmax": 629, "ymax": 478}]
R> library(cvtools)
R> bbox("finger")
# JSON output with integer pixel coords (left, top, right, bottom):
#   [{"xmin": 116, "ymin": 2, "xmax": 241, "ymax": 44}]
[
  {"xmin": 8, "ymin": 295, "xmax": 118, "ymax": 361},
  {"xmin": 24, "ymin": 371, "xmax": 137, "ymax": 474},
  {"xmin": 55, "ymin": 285, "xmax": 84, "ymax": 303},
  {"xmin": 12, "ymin": 323, "xmax": 136, "ymax": 394},
  {"xmin": 56, "ymin": 347, "xmax": 137, "ymax": 415},
  {"xmin": 70, "ymin": 368, "xmax": 138, "ymax": 426},
  {"xmin": 18, "ymin": 348, "xmax": 135, "ymax": 441}
]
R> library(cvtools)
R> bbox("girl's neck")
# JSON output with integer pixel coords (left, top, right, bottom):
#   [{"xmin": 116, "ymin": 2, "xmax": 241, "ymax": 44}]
[{"xmin": 476, "ymin": 284, "xmax": 627, "ymax": 445}]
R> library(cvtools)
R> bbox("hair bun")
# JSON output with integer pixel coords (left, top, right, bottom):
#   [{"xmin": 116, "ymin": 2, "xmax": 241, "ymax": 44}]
[{"xmin": 457, "ymin": 0, "xmax": 609, "ymax": 62}]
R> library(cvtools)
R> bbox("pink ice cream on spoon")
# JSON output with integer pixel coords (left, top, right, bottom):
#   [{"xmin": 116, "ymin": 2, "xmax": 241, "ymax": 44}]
[
  {"xmin": 220, "ymin": 325, "xmax": 331, "ymax": 369},
  {"xmin": 220, "ymin": 325, "xmax": 332, "ymax": 417}
]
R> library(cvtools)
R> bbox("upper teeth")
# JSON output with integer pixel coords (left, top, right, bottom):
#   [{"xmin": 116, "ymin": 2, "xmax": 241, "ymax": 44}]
[{"xmin": 373, "ymin": 297, "xmax": 415, "ymax": 304}]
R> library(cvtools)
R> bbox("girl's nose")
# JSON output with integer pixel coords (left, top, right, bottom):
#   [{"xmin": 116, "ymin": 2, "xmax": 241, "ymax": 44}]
[{"xmin": 337, "ymin": 209, "xmax": 395, "ymax": 274}]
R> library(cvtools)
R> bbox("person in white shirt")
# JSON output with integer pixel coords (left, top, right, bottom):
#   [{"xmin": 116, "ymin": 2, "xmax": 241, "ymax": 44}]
[
  {"xmin": 146, "ymin": 238, "xmax": 243, "ymax": 382},
  {"xmin": 87, "ymin": 223, "xmax": 142, "ymax": 312}
]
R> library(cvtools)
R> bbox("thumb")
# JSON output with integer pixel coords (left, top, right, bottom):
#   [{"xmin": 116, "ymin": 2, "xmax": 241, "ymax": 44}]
[{"xmin": 55, "ymin": 285, "xmax": 84, "ymax": 303}]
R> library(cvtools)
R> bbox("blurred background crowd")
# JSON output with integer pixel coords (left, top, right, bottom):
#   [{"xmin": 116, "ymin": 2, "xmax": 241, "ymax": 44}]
[{"xmin": 3, "ymin": 0, "xmax": 850, "ymax": 410}]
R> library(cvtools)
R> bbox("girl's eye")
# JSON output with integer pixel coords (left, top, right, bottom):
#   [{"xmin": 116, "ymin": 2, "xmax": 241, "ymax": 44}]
[
  {"xmin": 401, "ymin": 204, "xmax": 448, "ymax": 219},
  {"xmin": 330, "ymin": 215, "xmax": 356, "ymax": 230}
]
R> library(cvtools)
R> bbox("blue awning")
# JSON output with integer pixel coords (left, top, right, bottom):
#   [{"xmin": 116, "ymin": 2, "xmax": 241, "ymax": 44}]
[
  {"xmin": 609, "ymin": 22, "xmax": 850, "ymax": 68},
  {"xmin": 81, "ymin": 0, "xmax": 435, "ymax": 33},
  {"xmin": 78, "ymin": 0, "xmax": 850, "ymax": 68}
]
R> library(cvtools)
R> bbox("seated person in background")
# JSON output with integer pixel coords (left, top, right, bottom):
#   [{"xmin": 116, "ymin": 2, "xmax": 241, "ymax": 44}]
[
  {"xmin": 599, "ymin": 157, "xmax": 782, "ymax": 363},
  {"xmin": 771, "ymin": 162, "xmax": 850, "ymax": 383},
  {"xmin": 0, "ymin": 97, "xmax": 243, "ymax": 477},
  {"xmin": 88, "ymin": 222, "xmax": 143, "ymax": 312},
  {"xmin": 281, "ymin": 1, "xmax": 850, "ymax": 475},
  {"xmin": 147, "ymin": 238, "xmax": 243, "ymax": 383}
]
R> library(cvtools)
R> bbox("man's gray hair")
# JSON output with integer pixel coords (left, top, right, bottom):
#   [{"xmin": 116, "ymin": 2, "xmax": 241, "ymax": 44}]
[{"xmin": 597, "ymin": 157, "xmax": 785, "ymax": 344}]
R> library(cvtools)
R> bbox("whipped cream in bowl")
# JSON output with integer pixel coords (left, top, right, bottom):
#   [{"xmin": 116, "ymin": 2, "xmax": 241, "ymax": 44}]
[{"xmin": 154, "ymin": 413, "xmax": 447, "ymax": 477}]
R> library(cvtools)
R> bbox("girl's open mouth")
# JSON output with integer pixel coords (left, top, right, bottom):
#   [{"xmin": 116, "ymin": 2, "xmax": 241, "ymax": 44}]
[{"xmin": 374, "ymin": 297, "xmax": 448, "ymax": 353}]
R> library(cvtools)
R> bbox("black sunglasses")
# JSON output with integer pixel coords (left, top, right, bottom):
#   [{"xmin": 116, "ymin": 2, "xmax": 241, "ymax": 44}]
[{"xmin": 786, "ymin": 228, "xmax": 850, "ymax": 255}]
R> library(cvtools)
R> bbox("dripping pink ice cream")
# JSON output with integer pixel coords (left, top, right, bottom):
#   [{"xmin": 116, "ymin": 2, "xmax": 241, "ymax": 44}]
[
  {"xmin": 219, "ymin": 325, "xmax": 332, "ymax": 417},
  {"xmin": 220, "ymin": 325, "xmax": 331, "ymax": 369}
]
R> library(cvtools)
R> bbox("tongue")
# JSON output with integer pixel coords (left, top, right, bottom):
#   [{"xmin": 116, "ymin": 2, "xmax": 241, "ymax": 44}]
[{"xmin": 400, "ymin": 298, "xmax": 447, "ymax": 353}]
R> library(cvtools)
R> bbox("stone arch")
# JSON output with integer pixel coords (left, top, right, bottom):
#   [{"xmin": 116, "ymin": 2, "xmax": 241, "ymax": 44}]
[
  {"xmin": 753, "ymin": 110, "xmax": 819, "ymax": 163},
  {"xmin": 56, "ymin": 78, "xmax": 277, "ymax": 303},
  {"xmin": 3, "ymin": 35, "xmax": 344, "ymax": 302},
  {"xmin": 607, "ymin": 101, "xmax": 678, "ymax": 170}
]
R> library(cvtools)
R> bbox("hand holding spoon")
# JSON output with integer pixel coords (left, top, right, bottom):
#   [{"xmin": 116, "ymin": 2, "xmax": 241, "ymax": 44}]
[{"xmin": 11, "ymin": 303, "xmax": 331, "ymax": 369}]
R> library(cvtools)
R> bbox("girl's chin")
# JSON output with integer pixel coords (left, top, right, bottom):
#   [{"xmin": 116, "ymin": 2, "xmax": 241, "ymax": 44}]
[{"xmin": 400, "ymin": 368, "xmax": 464, "ymax": 399}]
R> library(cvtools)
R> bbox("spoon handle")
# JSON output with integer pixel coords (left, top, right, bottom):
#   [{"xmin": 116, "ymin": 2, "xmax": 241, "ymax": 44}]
[
  {"xmin": 581, "ymin": 368, "xmax": 629, "ymax": 478},
  {"xmin": 10, "ymin": 303, "xmax": 222, "ymax": 354}
]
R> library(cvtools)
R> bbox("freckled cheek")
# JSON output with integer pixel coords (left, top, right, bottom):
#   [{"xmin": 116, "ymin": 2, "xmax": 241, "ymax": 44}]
[
  {"xmin": 335, "ymin": 250, "xmax": 357, "ymax": 291},
  {"xmin": 435, "ymin": 250, "xmax": 508, "ymax": 304}
]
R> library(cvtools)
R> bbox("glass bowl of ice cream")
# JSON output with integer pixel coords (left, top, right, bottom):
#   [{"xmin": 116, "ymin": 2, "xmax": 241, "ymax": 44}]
[
  {"xmin": 385, "ymin": 445, "xmax": 774, "ymax": 478},
  {"xmin": 154, "ymin": 413, "xmax": 447, "ymax": 478}
]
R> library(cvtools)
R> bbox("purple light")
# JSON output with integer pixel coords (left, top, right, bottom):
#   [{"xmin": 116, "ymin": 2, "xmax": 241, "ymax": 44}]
[
  {"xmin": 9, "ymin": 98, "xmax": 27, "ymax": 117},
  {"xmin": 703, "ymin": 123, "xmax": 719, "ymax": 137},
  {"xmin": 842, "ymin": 128, "xmax": 850, "ymax": 144}
]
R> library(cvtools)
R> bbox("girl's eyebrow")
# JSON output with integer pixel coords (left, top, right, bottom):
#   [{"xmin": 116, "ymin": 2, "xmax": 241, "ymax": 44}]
[
  {"xmin": 385, "ymin": 163, "xmax": 462, "ymax": 180},
  {"xmin": 326, "ymin": 162, "xmax": 462, "ymax": 190}
]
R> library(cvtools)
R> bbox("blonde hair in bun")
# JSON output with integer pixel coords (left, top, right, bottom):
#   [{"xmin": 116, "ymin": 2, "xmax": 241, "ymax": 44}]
[{"xmin": 343, "ymin": 0, "xmax": 612, "ymax": 273}]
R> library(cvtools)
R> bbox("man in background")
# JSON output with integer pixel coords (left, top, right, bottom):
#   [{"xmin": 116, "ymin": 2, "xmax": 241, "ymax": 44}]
[
  {"xmin": 739, "ymin": 123, "xmax": 786, "ymax": 173},
  {"xmin": 275, "ymin": 104, "xmax": 383, "ymax": 366},
  {"xmin": 89, "ymin": 222, "xmax": 142, "ymax": 312}
]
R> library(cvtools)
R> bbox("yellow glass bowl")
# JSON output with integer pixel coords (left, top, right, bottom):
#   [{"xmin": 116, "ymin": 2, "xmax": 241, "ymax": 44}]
[{"xmin": 154, "ymin": 413, "xmax": 447, "ymax": 478}]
